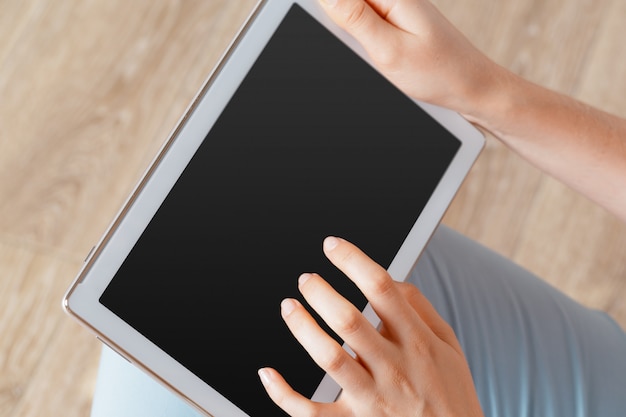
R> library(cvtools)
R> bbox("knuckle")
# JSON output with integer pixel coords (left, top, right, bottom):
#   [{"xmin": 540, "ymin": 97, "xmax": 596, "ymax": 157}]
[
  {"xmin": 299, "ymin": 402, "xmax": 322, "ymax": 417},
  {"xmin": 320, "ymin": 345, "xmax": 349, "ymax": 374},
  {"xmin": 335, "ymin": 308, "xmax": 363, "ymax": 336},
  {"xmin": 389, "ymin": 364, "xmax": 411, "ymax": 390},
  {"xmin": 369, "ymin": 271, "xmax": 395, "ymax": 297},
  {"xmin": 411, "ymin": 334, "xmax": 435, "ymax": 356},
  {"xmin": 343, "ymin": 2, "xmax": 368, "ymax": 30},
  {"xmin": 371, "ymin": 392, "xmax": 404, "ymax": 416},
  {"xmin": 306, "ymin": 406, "xmax": 325, "ymax": 417},
  {"xmin": 438, "ymin": 320, "xmax": 455, "ymax": 336},
  {"xmin": 398, "ymin": 282, "xmax": 429, "ymax": 313},
  {"xmin": 397, "ymin": 282, "xmax": 420, "ymax": 299}
]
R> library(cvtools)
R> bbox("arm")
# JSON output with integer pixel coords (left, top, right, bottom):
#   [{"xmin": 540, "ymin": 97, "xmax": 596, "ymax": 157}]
[
  {"xmin": 319, "ymin": 0, "xmax": 626, "ymax": 222},
  {"xmin": 259, "ymin": 2, "xmax": 624, "ymax": 415},
  {"xmin": 466, "ymin": 74, "xmax": 626, "ymax": 222}
]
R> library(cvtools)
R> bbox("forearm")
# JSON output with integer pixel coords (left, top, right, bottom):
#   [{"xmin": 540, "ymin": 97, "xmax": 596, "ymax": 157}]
[
  {"xmin": 318, "ymin": 0, "xmax": 626, "ymax": 222},
  {"xmin": 462, "ymin": 66, "xmax": 626, "ymax": 222}
]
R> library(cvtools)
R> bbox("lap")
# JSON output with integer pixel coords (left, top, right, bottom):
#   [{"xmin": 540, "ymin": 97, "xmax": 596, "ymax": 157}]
[
  {"xmin": 90, "ymin": 225, "xmax": 626, "ymax": 417},
  {"xmin": 410, "ymin": 225, "xmax": 626, "ymax": 417},
  {"xmin": 91, "ymin": 346, "xmax": 203, "ymax": 417}
]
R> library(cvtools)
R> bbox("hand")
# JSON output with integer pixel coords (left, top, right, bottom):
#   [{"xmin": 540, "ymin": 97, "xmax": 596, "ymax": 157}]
[
  {"xmin": 258, "ymin": 236, "xmax": 484, "ymax": 417},
  {"xmin": 318, "ymin": 0, "xmax": 502, "ymax": 116}
]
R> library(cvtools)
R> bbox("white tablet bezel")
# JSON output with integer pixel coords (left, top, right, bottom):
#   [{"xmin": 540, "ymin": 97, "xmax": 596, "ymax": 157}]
[{"xmin": 63, "ymin": 0, "xmax": 485, "ymax": 416}]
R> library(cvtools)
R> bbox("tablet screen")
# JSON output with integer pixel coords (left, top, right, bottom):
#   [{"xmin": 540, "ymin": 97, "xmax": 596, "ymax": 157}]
[{"xmin": 100, "ymin": 4, "xmax": 460, "ymax": 416}]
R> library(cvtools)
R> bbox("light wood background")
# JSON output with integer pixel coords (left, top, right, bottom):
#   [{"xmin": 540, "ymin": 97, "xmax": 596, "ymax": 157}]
[{"xmin": 1, "ymin": 0, "xmax": 625, "ymax": 416}]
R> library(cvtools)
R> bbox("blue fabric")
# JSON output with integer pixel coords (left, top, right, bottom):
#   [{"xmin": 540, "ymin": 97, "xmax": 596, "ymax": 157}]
[
  {"xmin": 409, "ymin": 226, "xmax": 626, "ymax": 417},
  {"xmin": 90, "ymin": 225, "xmax": 626, "ymax": 417},
  {"xmin": 91, "ymin": 347, "xmax": 203, "ymax": 417}
]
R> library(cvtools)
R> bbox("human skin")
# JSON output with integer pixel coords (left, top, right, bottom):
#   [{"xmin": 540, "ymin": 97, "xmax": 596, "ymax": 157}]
[
  {"xmin": 318, "ymin": 0, "xmax": 626, "ymax": 223},
  {"xmin": 258, "ymin": 0, "xmax": 626, "ymax": 415},
  {"xmin": 259, "ymin": 236, "xmax": 485, "ymax": 417}
]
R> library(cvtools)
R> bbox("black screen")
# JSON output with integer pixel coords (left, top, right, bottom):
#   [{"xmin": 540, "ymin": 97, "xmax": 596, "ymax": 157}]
[{"xmin": 100, "ymin": 4, "xmax": 460, "ymax": 416}]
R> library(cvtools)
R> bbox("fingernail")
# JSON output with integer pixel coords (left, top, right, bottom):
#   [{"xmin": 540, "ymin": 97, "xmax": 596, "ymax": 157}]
[
  {"xmin": 281, "ymin": 298, "xmax": 298, "ymax": 318},
  {"xmin": 258, "ymin": 368, "xmax": 272, "ymax": 387},
  {"xmin": 320, "ymin": 0, "xmax": 337, "ymax": 6},
  {"xmin": 324, "ymin": 236, "xmax": 339, "ymax": 251},
  {"xmin": 298, "ymin": 273, "xmax": 312, "ymax": 287}
]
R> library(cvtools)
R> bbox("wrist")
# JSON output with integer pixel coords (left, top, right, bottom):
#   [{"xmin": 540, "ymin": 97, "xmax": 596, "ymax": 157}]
[{"xmin": 456, "ymin": 61, "xmax": 523, "ymax": 135}]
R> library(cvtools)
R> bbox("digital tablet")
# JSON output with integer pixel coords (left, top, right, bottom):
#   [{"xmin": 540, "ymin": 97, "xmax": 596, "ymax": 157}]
[{"xmin": 63, "ymin": 0, "xmax": 485, "ymax": 416}]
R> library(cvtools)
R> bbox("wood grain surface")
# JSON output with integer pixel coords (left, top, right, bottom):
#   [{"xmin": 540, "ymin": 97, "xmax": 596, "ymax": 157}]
[{"xmin": 1, "ymin": 0, "xmax": 624, "ymax": 416}]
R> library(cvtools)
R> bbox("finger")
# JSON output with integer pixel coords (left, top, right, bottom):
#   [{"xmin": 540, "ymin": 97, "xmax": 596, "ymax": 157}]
[
  {"xmin": 281, "ymin": 298, "xmax": 374, "ymax": 391},
  {"xmin": 322, "ymin": 236, "xmax": 421, "ymax": 338},
  {"xmin": 318, "ymin": 0, "xmax": 401, "ymax": 59},
  {"xmin": 397, "ymin": 282, "xmax": 463, "ymax": 353},
  {"xmin": 366, "ymin": 0, "xmax": 444, "ymax": 34},
  {"xmin": 363, "ymin": 0, "xmax": 427, "ymax": 30},
  {"xmin": 258, "ymin": 367, "xmax": 337, "ymax": 417},
  {"xmin": 298, "ymin": 273, "xmax": 389, "ymax": 361}
]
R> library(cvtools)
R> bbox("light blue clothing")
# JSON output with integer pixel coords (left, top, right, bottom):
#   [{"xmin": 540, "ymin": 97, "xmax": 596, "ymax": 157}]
[{"xmin": 90, "ymin": 225, "xmax": 626, "ymax": 417}]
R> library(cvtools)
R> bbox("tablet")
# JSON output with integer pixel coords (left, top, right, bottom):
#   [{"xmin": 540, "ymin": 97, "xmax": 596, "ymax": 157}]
[{"xmin": 63, "ymin": 0, "xmax": 484, "ymax": 416}]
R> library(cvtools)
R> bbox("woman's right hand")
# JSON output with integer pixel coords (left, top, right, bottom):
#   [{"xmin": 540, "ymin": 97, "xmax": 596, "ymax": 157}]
[{"xmin": 259, "ymin": 236, "xmax": 485, "ymax": 417}]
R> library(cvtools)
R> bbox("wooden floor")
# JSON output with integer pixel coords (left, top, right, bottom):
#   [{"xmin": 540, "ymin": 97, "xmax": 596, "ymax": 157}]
[{"xmin": 1, "ymin": 0, "xmax": 625, "ymax": 416}]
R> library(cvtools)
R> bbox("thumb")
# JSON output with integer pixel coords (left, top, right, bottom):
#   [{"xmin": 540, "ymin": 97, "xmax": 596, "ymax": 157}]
[{"xmin": 318, "ymin": 0, "xmax": 400, "ymax": 60}]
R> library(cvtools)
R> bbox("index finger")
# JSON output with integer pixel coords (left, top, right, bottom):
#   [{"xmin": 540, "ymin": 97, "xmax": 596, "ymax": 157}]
[{"xmin": 322, "ymin": 236, "xmax": 420, "ymax": 338}]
